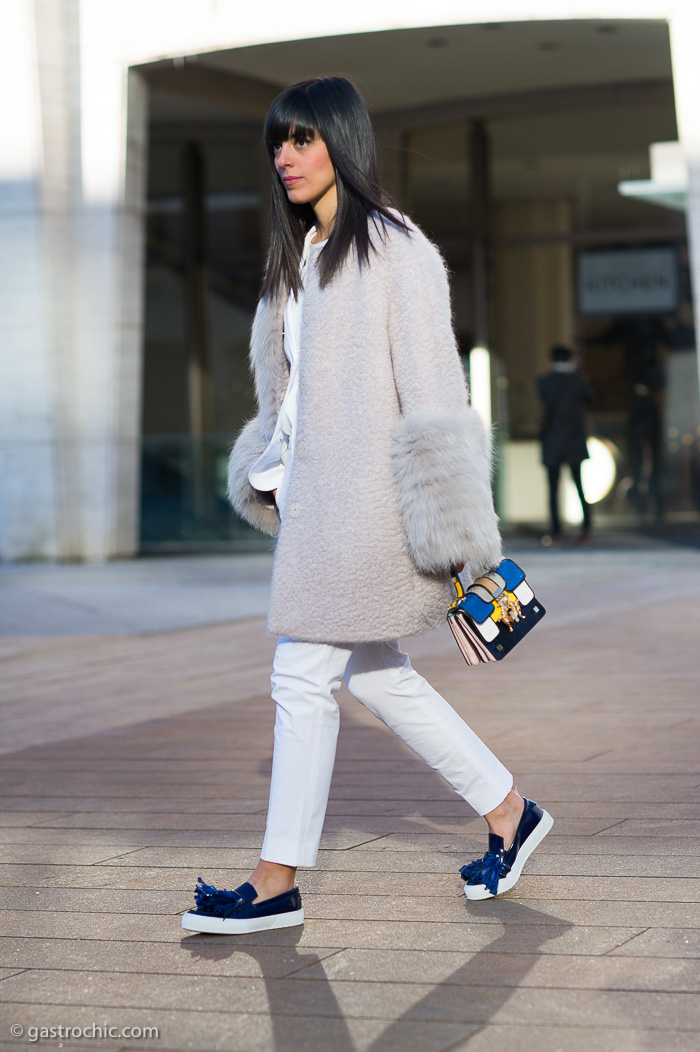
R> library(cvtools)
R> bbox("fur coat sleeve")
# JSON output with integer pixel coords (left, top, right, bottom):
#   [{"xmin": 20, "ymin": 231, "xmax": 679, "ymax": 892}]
[
  {"xmin": 227, "ymin": 415, "xmax": 281, "ymax": 537},
  {"xmin": 226, "ymin": 295, "xmax": 287, "ymax": 538},
  {"xmin": 385, "ymin": 225, "xmax": 502, "ymax": 578}
]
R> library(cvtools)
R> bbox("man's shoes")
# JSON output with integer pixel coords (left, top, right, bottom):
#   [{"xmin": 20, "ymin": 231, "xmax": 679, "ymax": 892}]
[
  {"xmin": 181, "ymin": 878, "xmax": 304, "ymax": 934},
  {"xmin": 460, "ymin": 799, "xmax": 553, "ymax": 900}
]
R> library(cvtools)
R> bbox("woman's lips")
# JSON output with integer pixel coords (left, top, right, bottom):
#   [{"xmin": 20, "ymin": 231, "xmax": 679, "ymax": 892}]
[{"xmin": 283, "ymin": 176, "xmax": 301, "ymax": 186}]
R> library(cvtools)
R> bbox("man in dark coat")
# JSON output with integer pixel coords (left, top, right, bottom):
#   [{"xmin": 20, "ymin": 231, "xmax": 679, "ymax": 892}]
[{"xmin": 537, "ymin": 345, "xmax": 593, "ymax": 543}]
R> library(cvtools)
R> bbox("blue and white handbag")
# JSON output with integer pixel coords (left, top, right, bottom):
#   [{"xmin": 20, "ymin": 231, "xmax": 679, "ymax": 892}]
[{"xmin": 447, "ymin": 559, "xmax": 545, "ymax": 665}]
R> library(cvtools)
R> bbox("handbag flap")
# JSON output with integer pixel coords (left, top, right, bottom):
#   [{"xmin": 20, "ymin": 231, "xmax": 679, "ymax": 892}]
[
  {"xmin": 497, "ymin": 559, "xmax": 526, "ymax": 591},
  {"xmin": 458, "ymin": 592, "xmax": 495, "ymax": 624}
]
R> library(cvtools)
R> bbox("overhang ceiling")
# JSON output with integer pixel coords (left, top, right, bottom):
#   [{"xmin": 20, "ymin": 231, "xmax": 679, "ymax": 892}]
[
  {"xmin": 144, "ymin": 18, "xmax": 673, "ymax": 125},
  {"xmin": 142, "ymin": 17, "xmax": 680, "ymax": 231}
]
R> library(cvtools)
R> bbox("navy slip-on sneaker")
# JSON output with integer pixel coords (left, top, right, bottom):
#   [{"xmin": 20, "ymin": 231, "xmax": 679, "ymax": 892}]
[
  {"xmin": 460, "ymin": 798, "xmax": 553, "ymax": 900},
  {"xmin": 181, "ymin": 878, "xmax": 304, "ymax": 934}
]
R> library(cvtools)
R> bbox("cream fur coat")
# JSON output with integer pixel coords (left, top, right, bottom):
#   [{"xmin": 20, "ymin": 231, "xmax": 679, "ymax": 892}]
[{"xmin": 228, "ymin": 215, "xmax": 502, "ymax": 643}]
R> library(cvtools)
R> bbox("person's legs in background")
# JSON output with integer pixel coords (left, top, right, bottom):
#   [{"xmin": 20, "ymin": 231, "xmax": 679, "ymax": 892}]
[
  {"xmin": 569, "ymin": 461, "xmax": 592, "ymax": 540},
  {"xmin": 546, "ymin": 463, "xmax": 563, "ymax": 541}
]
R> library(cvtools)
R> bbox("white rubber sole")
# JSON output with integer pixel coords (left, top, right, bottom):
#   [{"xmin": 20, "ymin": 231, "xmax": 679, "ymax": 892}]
[
  {"xmin": 181, "ymin": 907, "xmax": 304, "ymax": 934},
  {"xmin": 464, "ymin": 809, "xmax": 554, "ymax": 901}
]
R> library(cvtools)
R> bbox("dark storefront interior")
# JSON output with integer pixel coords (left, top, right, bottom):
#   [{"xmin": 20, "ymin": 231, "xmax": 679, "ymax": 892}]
[{"xmin": 137, "ymin": 19, "xmax": 698, "ymax": 549}]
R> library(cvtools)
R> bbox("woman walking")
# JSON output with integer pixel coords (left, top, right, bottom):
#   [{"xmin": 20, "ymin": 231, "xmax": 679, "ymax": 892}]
[{"xmin": 182, "ymin": 76, "xmax": 552, "ymax": 935}]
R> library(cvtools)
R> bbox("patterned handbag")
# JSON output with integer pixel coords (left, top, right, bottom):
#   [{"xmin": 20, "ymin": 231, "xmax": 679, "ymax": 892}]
[{"xmin": 447, "ymin": 559, "xmax": 545, "ymax": 665}]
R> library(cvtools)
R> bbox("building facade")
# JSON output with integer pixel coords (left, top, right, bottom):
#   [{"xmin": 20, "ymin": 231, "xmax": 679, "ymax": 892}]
[{"xmin": 3, "ymin": 0, "xmax": 700, "ymax": 559}]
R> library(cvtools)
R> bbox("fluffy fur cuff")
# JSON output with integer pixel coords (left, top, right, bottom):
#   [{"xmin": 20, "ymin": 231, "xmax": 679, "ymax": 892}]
[
  {"xmin": 390, "ymin": 409, "xmax": 502, "ymax": 577},
  {"xmin": 227, "ymin": 417, "xmax": 280, "ymax": 538}
]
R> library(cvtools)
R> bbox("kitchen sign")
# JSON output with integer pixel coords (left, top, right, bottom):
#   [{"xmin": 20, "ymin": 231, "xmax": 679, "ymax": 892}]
[{"xmin": 577, "ymin": 247, "xmax": 678, "ymax": 315}]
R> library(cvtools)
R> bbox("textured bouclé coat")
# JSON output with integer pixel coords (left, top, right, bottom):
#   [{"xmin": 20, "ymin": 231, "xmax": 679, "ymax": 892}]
[{"xmin": 228, "ymin": 216, "xmax": 502, "ymax": 643}]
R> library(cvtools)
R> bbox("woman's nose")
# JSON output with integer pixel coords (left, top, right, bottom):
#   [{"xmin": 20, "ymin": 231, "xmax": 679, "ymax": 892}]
[{"xmin": 276, "ymin": 143, "xmax": 292, "ymax": 168}]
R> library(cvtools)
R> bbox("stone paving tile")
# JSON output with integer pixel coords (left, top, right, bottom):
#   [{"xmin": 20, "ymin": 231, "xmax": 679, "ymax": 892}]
[
  {"xmin": 0, "ymin": 888, "xmax": 184, "ymax": 914},
  {"xmin": 557, "ymin": 802, "xmax": 700, "ymax": 819},
  {"xmin": 0, "ymin": 914, "xmax": 186, "ymax": 942},
  {"xmin": 0, "ymin": 865, "xmax": 240, "ymax": 891},
  {"xmin": 0, "ymin": 847, "xmax": 149, "ymax": 866},
  {"xmin": 84, "ymin": 838, "xmax": 700, "ymax": 872},
  {"xmin": 0, "ymin": 888, "xmax": 583, "ymax": 926},
  {"xmin": 354, "ymin": 820, "xmax": 633, "ymax": 848},
  {"xmin": 322, "ymin": 799, "xmax": 700, "ymax": 818},
  {"xmin": 293, "ymin": 947, "xmax": 700, "ymax": 991},
  {"xmin": 600, "ymin": 820, "xmax": 700, "ymax": 837},
  {"xmin": 35, "ymin": 812, "xmax": 273, "ymax": 830},
  {"xmin": 0, "ymin": 796, "xmax": 268, "ymax": 813},
  {"xmin": 33, "ymin": 813, "xmax": 493, "ymax": 834},
  {"xmin": 2, "ymin": 970, "xmax": 698, "ymax": 1029},
  {"xmin": 0, "ymin": 1006, "xmax": 476, "ymax": 1052},
  {"xmin": 249, "ymin": 894, "xmax": 700, "ymax": 930},
  {"xmin": 92, "ymin": 847, "xmax": 481, "ymax": 871},
  {"xmin": 451, "ymin": 1025, "xmax": 699, "ymax": 1052},
  {"xmin": 496, "ymin": 875, "xmax": 700, "ymax": 902},
  {"xmin": 0, "ymin": 937, "xmax": 342, "ymax": 979},
  {"xmin": 6, "ymin": 855, "xmax": 691, "ymax": 910},
  {"xmin": 114, "ymin": 861, "xmax": 700, "ymax": 893},
  {"xmin": 0, "ymin": 812, "xmax": 67, "ymax": 826},
  {"xmin": 467, "ymin": 899, "xmax": 700, "ymax": 929},
  {"xmin": 13, "ymin": 937, "xmax": 693, "ymax": 988},
  {"xmin": 470, "ymin": 774, "xmax": 699, "ymax": 801},
  {"xmin": 0, "ymin": 828, "xmax": 387, "ymax": 851},
  {"xmin": 0, "ymin": 912, "xmax": 638, "ymax": 955},
  {"xmin": 609, "ymin": 928, "xmax": 700, "ymax": 958},
  {"xmin": 356, "ymin": 835, "xmax": 700, "ymax": 857},
  {"xmin": 0, "ymin": 1043, "xmax": 123, "ymax": 1052},
  {"xmin": 189, "ymin": 920, "xmax": 642, "ymax": 955},
  {"xmin": 524, "ymin": 854, "xmax": 700, "ymax": 878},
  {"xmin": 500, "ymin": 835, "xmax": 700, "ymax": 856},
  {"xmin": 0, "ymin": 829, "xmax": 194, "ymax": 845},
  {"xmin": 0, "ymin": 864, "xmax": 183, "ymax": 891},
  {"xmin": 0, "ymin": 756, "xmax": 270, "ymax": 771}
]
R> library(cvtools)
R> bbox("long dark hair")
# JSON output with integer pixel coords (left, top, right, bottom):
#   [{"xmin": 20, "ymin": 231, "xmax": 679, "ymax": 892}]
[{"xmin": 261, "ymin": 75, "xmax": 408, "ymax": 298}]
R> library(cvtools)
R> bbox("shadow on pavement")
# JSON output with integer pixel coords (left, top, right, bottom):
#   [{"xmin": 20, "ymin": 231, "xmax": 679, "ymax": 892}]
[
  {"xmin": 180, "ymin": 904, "xmax": 571, "ymax": 1051},
  {"xmin": 363, "ymin": 902, "xmax": 573, "ymax": 1051},
  {"xmin": 181, "ymin": 928, "xmax": 355, "ymax": 1050}
]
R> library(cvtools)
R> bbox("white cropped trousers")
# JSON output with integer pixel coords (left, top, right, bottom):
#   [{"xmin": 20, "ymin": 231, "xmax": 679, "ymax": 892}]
[{"xmin": 261, "ymin": 637, "xmax": 513, "ymax": 868}]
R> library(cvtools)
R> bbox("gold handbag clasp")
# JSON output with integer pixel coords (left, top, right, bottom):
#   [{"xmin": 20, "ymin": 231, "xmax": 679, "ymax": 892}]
[{"xmin": 491, "ymin": 591, "xmax": 524, "ymax": 631}]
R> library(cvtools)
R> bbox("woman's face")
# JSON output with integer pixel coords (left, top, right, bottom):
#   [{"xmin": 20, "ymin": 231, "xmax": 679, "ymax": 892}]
[{"xmin": 273, "ymin": 130, "xmax": 337, "ymax": 216}]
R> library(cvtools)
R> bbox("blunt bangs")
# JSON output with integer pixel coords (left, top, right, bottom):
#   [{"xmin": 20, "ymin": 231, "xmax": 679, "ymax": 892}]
[
  {"xmin": 261, "ymin": 75, "xmax": 409, "ymax": 298},
  {"xmin": 263, "ymin": 88, "xmax": 318, "ymax": 155}
]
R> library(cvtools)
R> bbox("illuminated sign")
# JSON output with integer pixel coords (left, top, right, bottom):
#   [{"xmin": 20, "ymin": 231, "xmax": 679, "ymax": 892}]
[{"xmin": 577, "ymin": 248, "xmax": 678, "ymax": 315}]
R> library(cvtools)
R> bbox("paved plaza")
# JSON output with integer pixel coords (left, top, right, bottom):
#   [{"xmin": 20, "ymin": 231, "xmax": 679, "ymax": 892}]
[{"xmin": 0, "ymin": 539, "xmax": 699, "ymax": 1051}]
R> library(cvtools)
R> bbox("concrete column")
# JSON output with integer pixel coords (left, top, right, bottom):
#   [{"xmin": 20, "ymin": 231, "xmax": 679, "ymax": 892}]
[
  {"xmin": 0, "ymin": 0, "xmax": 61, "ymax": 558},
  {"xmin": 670, "ymin": 13, "xmax": 700, "ymax": 397},
  {"xmin": 0, "ymin": 0, "xmax": 147, "ymax": 561}
]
